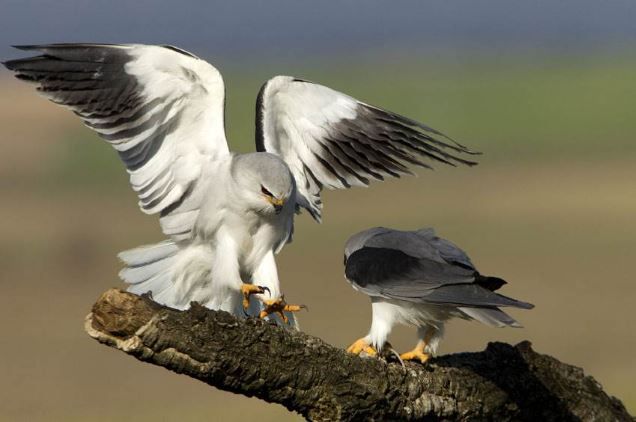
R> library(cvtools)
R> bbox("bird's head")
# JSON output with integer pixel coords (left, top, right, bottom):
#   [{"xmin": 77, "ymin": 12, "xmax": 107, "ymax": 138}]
[{"xmin": 232, "ymin": 152, "xmax": 294, "ymax": 216}]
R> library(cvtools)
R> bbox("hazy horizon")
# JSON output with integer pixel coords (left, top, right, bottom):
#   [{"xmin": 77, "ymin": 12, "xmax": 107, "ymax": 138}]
[{"xmin": 2, "ymin": 0, "xmax": 636, "ymax": 63}]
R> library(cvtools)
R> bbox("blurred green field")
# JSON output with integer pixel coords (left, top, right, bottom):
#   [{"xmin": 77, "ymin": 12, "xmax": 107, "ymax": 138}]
[{"xmin": 1, "ymin": 54, "xmax": 635, "ymax": 420}]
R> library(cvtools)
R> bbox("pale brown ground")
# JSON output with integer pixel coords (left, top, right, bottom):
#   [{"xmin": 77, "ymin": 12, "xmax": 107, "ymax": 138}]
[{"xmin": 1, "ymin": 78, "xmax": 634, "ymax": 420}]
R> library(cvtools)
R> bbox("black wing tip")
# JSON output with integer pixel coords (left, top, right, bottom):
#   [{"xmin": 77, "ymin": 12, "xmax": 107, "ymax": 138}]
[
  {"xmin": 12, "ymin": 44, "xmax": 41, "ymax": 51},
  {"xmin": 451, "ymin": 142, "xmax": 482, "ymax": 156},
  {"xmin": 433, "ymin": 133, "xmax": 482, "ymax": 156},
  {"xmin": 12, "ymin": 43, "xmax": 76, "ymax": 51},
  {"xmin": 3, "ymin": 46, "xmax": 42, "ymax": 70},
  {"xmin": 12, "ymin": 43, "xmax": 128, "ymax": 52},
  {"xmin": 2, "ymin": 57, "xmax": 28, "ymax": 71},
  {"xmin": 461, "ymin": 158, "xmax": 480, "ymax": 167},
  {"xmin": 464, "ymin": 148, "xmax": 483, "ymax": 156},
  {"xmin": 364, "ymin": 103, "xmax": 482, "ymax": 164},
  {"xmin": 4, "ymin": 45, "xmax": 52, "ymax": 70},
  {"xmin": 430, "ymin": 136, "xmax": 483, "ymax": 159},
  {"xmin": 3, "ymin": 55, "xmax": 48, "ymax": 73},
  {"xmin": 427, "ymin": 146, "xmax": 481, "ymax": 167}
]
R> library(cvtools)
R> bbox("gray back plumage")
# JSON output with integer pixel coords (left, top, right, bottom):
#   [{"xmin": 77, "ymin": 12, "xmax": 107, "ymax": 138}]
[
  {"xmin": 343, "ymin": 227, "xmax": 534, "ymax": 310},
  {"xmin": 344, "ymin": 226, "xmax": 391, "ymax": 258},
  {"xmin": 345, "ymin": 226, "xmax": 474, "ymax": 269}
]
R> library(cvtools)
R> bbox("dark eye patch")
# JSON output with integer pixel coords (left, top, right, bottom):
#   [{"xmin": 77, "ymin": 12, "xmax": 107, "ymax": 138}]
[{"xmin": 261, "ymin": 185, "xmax": 273, "ymax": 197}]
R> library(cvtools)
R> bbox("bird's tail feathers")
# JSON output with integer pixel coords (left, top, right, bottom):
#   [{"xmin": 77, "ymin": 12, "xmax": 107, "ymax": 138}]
[
  {"xmin": 118, "ymin": 241, "xmax": 301, "ymax": 327},
  {"xmin": 493, "ymin": 292, "xmax": 535, "ymax": 310},
  {"xmin": 459, "ymin": 307, "xmax": 522, "ymax": 328},
  {"xmin": 119, "ymin": 240, "xmax": 181, "ymax": 305},
  {"xmin": 119, "ymin": 240, "xmax": 179, "ymax": 268}
]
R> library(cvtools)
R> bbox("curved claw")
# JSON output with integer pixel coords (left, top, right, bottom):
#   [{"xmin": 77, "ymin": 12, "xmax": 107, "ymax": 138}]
[
  {"xmin": 284, "ymin": 303, "xmax": 308, "ymax": 312},
  {"xmin": 259, "ymin": 296, "xmax": 305, "ymax": 324},
  {"xmin": 141, "ymin": 290, "xmax": 154, "ymax": 301},
  {"xmin": 400, "ymin": 349, "xmax": 430, "ymax": 364},
  {"xmin": 387, "ymin": 346, "xmax": 405, "ymax": 367},
  {"xmin": 346, "ymin": 338, "xmax": 377, "ymax": 357},
  {"xmin": 241, "ymin": 284, "xmax": 270, "ymax": 310},
  {"xmin": 400, "ymin": 339, "xmax": 431, "ymax": 365}
]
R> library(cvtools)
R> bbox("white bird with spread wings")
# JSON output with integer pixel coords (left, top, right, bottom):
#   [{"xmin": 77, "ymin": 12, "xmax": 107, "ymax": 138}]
[{"xmin": 4, "ymin": 43, "xmax": 479, "ymax": 326}]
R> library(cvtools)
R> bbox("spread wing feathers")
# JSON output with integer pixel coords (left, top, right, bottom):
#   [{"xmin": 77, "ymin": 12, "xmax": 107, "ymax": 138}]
[
  {"xmin": 255, "ymin": 76, "xmax": 480, "ymax": 221},
  {"xmin": 345, "ymin": 246, "xmax": 533, "ymax": 309},
  {"xmin": 4, "ymin": 44, "xmax": 229, "ymax": 226}
]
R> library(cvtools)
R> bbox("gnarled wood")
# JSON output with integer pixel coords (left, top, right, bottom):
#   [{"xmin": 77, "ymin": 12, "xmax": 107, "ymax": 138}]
[{"xmin": 85, "ymin": 289, "xmax": 633, "ymax": 421}]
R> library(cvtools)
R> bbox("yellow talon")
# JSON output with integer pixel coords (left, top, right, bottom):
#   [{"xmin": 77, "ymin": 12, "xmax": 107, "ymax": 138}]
[
  {"xmin": 259, "ymin": 296, "xmax": 306, "ymax": 323},
  {"xmin": 400, "ymin": 340, "xmax": 430, "ymax": 364},
  {"xmin": 346, "ymin": 338, "xmax": 377, "ymax": 357},
  {"xmin": 240, "ymin": 284, "xmax": 269, "ymax": 310}
]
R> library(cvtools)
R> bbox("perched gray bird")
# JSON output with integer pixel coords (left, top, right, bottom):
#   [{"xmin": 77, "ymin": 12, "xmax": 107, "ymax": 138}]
[
  {"xmin": 4, "ymin": 44, "xmax": 478, "ymax": 326},
  {"xmin": 343, "ymin": 227, "xmax": 533, "ymax": 362}
]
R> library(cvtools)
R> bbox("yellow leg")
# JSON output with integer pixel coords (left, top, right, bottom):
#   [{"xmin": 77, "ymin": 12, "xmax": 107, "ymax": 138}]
[
  {"xmin": 400, "ymin": 339, "xmax": 430, "ymax": 364},
  {"xmin": 346, "ymin": 337, "xmax": 377, "ymax": 357},
  {"xmin": 259, "ymin": 296, "xmax": 306, "ymax": 323},
  {"xmin": 240, "ymin": 284, "xmax": 269, "ymax": 310}
]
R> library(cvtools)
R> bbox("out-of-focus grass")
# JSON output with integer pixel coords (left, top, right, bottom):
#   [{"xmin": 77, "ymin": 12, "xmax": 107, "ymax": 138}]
[{"xmin": 1, "ymin": 54, "xmax": 635, "ymax": 420}]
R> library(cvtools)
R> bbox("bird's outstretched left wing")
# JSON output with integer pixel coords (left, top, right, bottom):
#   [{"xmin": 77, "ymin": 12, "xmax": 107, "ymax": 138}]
[
  {"xmin": 4, "ymin": 44, "xmax": 230, "ymax": 239},
  {"xmin": 255, "ymin": 76, "xmax": 480, "ymax": 222}
]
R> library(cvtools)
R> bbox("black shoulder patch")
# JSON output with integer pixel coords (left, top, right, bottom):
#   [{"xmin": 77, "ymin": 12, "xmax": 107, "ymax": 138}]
[{"xmin": 345, "ymin": 247, "xmax": 420, "ymax": 288}]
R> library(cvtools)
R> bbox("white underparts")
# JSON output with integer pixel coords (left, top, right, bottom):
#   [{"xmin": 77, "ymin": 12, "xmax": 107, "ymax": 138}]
[{"xmin": 365, "ymin": 298, "xmax": 452, "ymax": 354}]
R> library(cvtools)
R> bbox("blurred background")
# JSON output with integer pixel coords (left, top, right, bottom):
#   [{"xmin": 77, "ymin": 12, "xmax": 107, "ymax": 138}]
[{"xmin": 1, "ymin": 1, "xmax": 635, "ymax": 420}]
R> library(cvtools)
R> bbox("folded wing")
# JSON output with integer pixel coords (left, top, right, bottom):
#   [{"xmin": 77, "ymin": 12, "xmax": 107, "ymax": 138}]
[
  {"xmin": 4, "ymin": 43, "xmax": 230, "ymax": 238},
  {"xmin": 345, "ymin": 246, "xmax": 533, "ymax": 309},
  {"xmin": 255, "ymin": 76, "xmax": 479, "ymax": 221}
]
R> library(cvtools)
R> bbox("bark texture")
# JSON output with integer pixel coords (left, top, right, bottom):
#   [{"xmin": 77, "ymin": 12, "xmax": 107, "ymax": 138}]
[{"xmin": 85, "ymin": 289, "xmax": 633, "ymax": 421}]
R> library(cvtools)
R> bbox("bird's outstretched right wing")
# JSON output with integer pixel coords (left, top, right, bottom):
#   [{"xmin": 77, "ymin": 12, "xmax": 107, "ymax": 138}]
[
  {"xmin": 4, "ymin": 44, "xmax": 230, "ymax": 239},
  {"xmin": 255, "ymin": 76, "xmax": 480, "ymax": 222}
]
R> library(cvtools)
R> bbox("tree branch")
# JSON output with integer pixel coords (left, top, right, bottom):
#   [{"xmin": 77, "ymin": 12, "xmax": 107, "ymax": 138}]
[{"xmin": 85, "ymin": 289, "xmax": 633, "ymax": 421}]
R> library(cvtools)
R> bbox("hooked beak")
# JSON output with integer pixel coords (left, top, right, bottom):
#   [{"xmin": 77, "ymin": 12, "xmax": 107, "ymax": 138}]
[{"xmin": 266, "ymin": 196, "xmax": 285, "ymax": 214}]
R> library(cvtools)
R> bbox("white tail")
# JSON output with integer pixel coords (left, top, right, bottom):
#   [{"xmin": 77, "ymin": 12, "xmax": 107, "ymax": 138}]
[
  {"xmin": 119, "ymin": 240, "xmax": 180, "ymax": 304},
  {"xmin": 459, "ymin": 307, "xmax": 522, "ymax": 328},
  {"xmin": 118, "ymin": 240, "xmax": 299, "ymax": 329}
]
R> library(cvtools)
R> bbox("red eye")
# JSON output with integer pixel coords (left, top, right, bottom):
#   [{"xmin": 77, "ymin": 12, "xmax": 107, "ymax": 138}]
[{"xmin": 261, "ymin": 185, "xmax": 273, "ymax": 197}]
